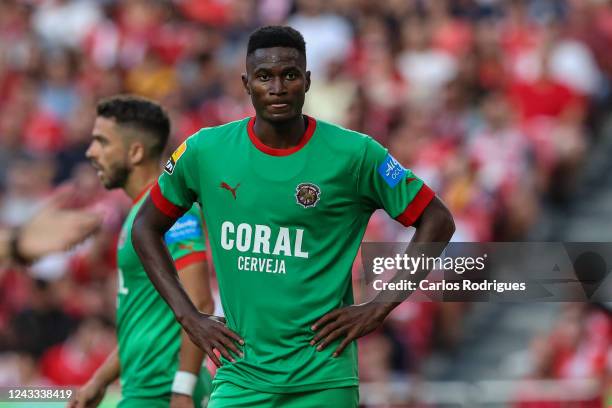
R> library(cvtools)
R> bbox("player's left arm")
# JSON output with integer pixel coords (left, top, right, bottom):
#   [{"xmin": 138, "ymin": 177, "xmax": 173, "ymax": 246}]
[
  {"xmin": 311, "ymin": 196, "xmax": 454, "ymax": 356},
  {"xmin": 312, "ymin": 138, "xmax": 455, "ymax": 356}
]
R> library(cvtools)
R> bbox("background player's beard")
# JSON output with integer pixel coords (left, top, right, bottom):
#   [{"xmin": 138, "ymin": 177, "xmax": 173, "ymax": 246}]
[{"xmin": 102, "ymin": 160, "xmax": 131, "ymax": 190}]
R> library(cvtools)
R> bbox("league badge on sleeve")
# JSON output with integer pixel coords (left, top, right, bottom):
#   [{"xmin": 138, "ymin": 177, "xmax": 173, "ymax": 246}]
[
  {"xmin": 164, "ymin": 213, "xmax": 201, "ymax": 244},
  {"xmin": 164, "ymin": 141, "xmax": 187, "ymax": 175},
  {"xmin": 377, "ymin": 153, "xmax": 407, "ymax": 188}
]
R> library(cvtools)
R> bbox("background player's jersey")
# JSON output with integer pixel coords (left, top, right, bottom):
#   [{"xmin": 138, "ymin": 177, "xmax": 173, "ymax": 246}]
[
  {"xmin": 152, "ymin": 117, "xmax": 435, "ymax": 393},
  {"xmin": 116, "ymin": 190, "xmax": 207, "ymax": 399}
]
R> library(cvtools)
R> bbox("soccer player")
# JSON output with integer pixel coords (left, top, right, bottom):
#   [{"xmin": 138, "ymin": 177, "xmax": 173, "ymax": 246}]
[
  {"xmin": 69, "ymin": 96, "xmax": 213, "ymax": 408},
  {"xmin": 132, "ymin": 26, "xmax": 455, "ymax": 407}
]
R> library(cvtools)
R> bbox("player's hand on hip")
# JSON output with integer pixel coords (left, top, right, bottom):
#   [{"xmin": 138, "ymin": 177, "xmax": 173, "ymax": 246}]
[
  {"xmin": 182, "ymin": 312, "xmax": 244, "ymax": 367},
  {"xmin": 310, "ymin": 302, "xmax": 390, "ymax": 357},
  {"xmin": 170, "ymin": 393, "xmax": 194, "ymax": 408},
  {"xmin": 67, "ymin": 378, "xmax": 107, "ymax": 408}
]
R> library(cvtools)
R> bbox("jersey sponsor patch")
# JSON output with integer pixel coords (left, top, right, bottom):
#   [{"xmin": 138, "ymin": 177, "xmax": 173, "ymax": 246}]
[
  {"xmin": 164, "ymin": 141, "xmax": 187, "ymax": 175},
  {"xmin": 164, "ymin": 213, "xmax": 202, "ymax": 244},
  {"xmin": 377, "ymin": 153, "xmax": 406, "ymax": 188}
]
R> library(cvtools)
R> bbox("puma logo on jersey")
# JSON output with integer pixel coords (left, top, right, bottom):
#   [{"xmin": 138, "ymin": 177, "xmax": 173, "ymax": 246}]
[
  {"xmin": 406, "ymin": 177, "xmax": 416, "ymax": 184},
  {"xmin": 220, "ymin": 182, "xmax": 240, "ymax": 199}
]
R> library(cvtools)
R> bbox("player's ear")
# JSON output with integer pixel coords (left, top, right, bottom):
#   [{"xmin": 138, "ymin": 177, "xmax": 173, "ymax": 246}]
[
  {"xmin": 241, "ymin": 73, "xmax": 250, "ymax": 95},
  {"xmin": 128, "ymin": 142, "xmax": 145, "ymax": 166},
  {"xmin": 305, "ymin": 71, "xmax": 311, "ymax": 93}
]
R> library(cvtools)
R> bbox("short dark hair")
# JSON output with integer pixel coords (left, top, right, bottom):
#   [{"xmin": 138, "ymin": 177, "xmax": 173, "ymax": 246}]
[
  {"xmin": 247, "ymin": 26, "xmax": 306, "ymax": 58},
  {"xmin": 96, "ymin": 95, "xmax": 170, "ymax": 159}
]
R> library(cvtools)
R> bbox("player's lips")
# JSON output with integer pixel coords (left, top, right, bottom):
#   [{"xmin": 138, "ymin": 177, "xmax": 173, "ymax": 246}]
[
  {"xmin": 268, "ymin": 102, "xmax": 290, "ymax": 109},
  {"xmin": 90, "ymin": 162, "xmax": 105, "ymax": 178}
]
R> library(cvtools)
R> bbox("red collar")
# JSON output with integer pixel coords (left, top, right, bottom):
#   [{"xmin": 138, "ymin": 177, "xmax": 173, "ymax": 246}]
[
  {"xmin": 132, "ymin": 183, "xmax": 154, "ymax": 205},
  {"xmin": 247, "ymin": 115, "xmax": 316, "ymax": 156}
]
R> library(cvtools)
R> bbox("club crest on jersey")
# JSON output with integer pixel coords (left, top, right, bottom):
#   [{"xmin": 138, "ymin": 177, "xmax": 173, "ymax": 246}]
[
  {"xmin": 295, "ymin": 183, "xmax": 321, "ymax": 208},
  {"xmin": 164, "ymin": 141, "xmax": 187, "ymax": 175}
]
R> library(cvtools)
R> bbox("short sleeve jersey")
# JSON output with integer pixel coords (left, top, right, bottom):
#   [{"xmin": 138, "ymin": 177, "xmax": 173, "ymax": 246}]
[
  {"xmin": 116, "ymin": 190, "xmax": 206, "ymax": 398},
  {"xmin": 151, "ymin": 116, "xmax": 435, "ymax": 393}
]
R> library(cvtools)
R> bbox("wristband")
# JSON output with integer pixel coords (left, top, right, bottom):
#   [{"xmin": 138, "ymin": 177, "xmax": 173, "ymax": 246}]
[{"xmin": 171, "ymin": 371, "xmax": 197, "ymax": 396}]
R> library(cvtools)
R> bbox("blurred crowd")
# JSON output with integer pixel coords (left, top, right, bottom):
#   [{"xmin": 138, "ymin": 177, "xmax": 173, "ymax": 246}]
[
  {"xmin": 0, "ymin": 0, "xmax": 611, "ymax": 406},
  {"xmin": 513, "ymin": 303, "xmax": 611, "ymax": 407}
]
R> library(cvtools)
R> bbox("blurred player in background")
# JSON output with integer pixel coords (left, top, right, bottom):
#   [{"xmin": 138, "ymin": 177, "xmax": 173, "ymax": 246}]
[
  {"xmin": 131, "ymin": 26, "xmax": 454, "ymax": 407},
  {"xmin": 69, "ymin": 95, "xmax": 213, "ymax": 408}
]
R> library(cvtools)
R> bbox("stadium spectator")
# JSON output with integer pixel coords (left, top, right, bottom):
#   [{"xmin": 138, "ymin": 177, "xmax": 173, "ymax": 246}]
[{"xmin": 0, "ymin": 0, "xmax": 609, "ymax": 405}]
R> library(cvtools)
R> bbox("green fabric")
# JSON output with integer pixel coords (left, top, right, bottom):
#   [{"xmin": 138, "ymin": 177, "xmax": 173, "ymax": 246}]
[
  {"xmin": 208, "ymin": 381, "xmax": 358, "ymax": 408},
  {"xmin": 118, "ymin": 396, "xmax": 170, "ymax": 408},
  {"xmin": 156, "ymin": 117, "xmax": 429, "ymax": 393},
  {"xmin": 118, "ymin": 368, "xmax": 211, "ymax": 408},
  {"xmin": 116, "ymin": 193, "xmax": 207, "ymax": 399}
]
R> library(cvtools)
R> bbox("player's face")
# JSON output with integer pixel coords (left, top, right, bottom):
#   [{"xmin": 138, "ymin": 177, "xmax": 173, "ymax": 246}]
[
  {"xmin": 86, "ymin": 116, "xmax": 131, "ymax": 190},
  {"xmin": 243, "ymin": 47, "xmax": 310, "ymax": 123}
]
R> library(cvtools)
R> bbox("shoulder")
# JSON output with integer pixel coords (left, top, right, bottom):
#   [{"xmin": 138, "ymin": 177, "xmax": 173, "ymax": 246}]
[
  {"xmin": 186, "ymin": 118, "xmax": 250, "ymax": 149},
  {"xmin": 313, "ymin": 118, "xmax": 376, "ymax": 156}
]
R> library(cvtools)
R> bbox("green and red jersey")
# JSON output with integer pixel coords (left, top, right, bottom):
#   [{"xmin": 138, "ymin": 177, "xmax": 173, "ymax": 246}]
[
  {"xmin": 116, "ymin": 188, "xmax": 207, "ymax": 399},
  {"xmin": 151, "ymin": 116, "xmax": 435, "ymax": 393}
]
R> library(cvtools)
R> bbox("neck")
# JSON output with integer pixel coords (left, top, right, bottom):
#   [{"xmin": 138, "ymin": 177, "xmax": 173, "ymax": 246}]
[
  {"xmin": 253, "ymin": 114, "xmax": 306, "ymax": 149},
  {"xmin": 124, "ymin": 162, "xmax": 160, "ymax": 201}
]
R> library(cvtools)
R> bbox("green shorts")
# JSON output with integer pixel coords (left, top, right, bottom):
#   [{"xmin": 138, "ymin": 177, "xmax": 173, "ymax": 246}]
[
  {"xmin": 118, "ymin": 396, "xmax": 170, "ymax": 408},
  {"xmin": 118, "ymin": 367, "xmax": 213, "ymax": 408},
  {"xmin": 208, "ymin": 381, "xmax": 359, "ymax": 408}
]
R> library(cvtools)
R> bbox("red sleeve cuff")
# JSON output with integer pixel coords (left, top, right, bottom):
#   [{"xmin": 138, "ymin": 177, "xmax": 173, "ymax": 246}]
[
  {"xmin": 150, "ymin": 182, "xmax": 188, "ymax": 219},
  {"xmin": 175, "ymin": 251, "xmax": 207, "ymax": 270},
  {"xmin": 395, "ymin": 184, "xmax": 436, "ymax": 227}
]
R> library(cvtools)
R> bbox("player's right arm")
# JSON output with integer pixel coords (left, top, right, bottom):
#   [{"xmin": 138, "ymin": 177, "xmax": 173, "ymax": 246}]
[
  {"xmin": 132, "ymin": 138, "xmax": 243, "ymax": 366},
  {"xmin": 68, "ymin": 348, "xmax": 119, "ymax": 408}
]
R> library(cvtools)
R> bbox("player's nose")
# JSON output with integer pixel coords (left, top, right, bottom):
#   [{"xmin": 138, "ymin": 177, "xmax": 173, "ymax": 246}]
[
  {"xmin": 85, "ymin": 142, "xmax": 97, "ymax": 161},
  {"xmin": 269, "ymin": 76, "xmax": 287, "ymax": 95}
]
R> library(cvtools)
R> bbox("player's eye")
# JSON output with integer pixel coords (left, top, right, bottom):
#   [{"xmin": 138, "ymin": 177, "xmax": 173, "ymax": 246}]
[
  {"xmin": 94, "ymin": 136, "xmax": 108, "ymax": 146},
  {"xmin": 258, "ymin": 73, "xmax": 270, "ymax": 81},
  {"xmin": 286, "ymin": 72, "xmax": 297, "ymax": 80}
]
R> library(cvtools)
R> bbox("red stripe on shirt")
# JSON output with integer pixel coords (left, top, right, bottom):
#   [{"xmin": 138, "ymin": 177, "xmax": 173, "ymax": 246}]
[
  {"xmin": 133, "ymin": 183, "xmax": 154, "ymax": 205},
  {"xmin": 395, "ymin": 184, "xmax": 436, "ymax": 227},
  {"xmin": 175, "ymin": 251, "xmax": 207, "ymax": 271},
  {"xmin": 247, "ymin": 115, "xmax": 316, "ymax": 156},
  {"xmin": 150, "ymin": 182, "xmax": 188, "ymax": 219}
]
